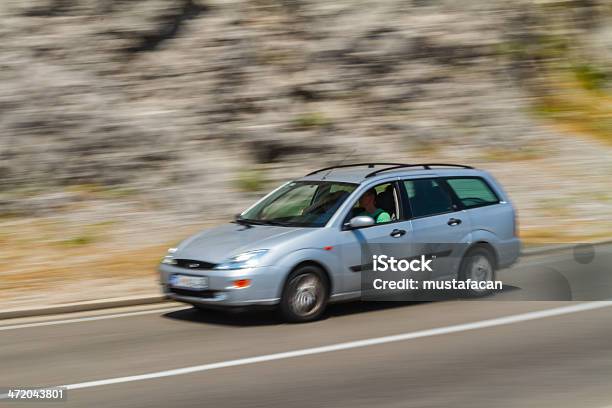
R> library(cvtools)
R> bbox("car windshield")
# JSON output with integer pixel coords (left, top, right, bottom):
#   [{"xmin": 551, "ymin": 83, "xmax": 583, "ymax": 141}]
[{"xmin": 239, "ymin": 181, "xmax": 357, "ymax": 227}]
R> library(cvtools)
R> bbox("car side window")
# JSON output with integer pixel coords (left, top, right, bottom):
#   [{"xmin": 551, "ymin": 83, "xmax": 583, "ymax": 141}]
[
  {"xmin": 404, "ymin": 179, "xmax": 454, "ymax": 218},
  {"xmin": 345, "ymin": 182, "xmax": 401, "ymax": 224},
  {"xmin": 445, "ymin": 177, "xmax": 499, "ymax": 208}
]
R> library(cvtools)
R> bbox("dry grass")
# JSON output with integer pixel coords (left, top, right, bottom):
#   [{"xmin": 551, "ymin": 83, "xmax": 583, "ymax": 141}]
[
  {"xmin": 1, "ymin": 209, "xmax": 610, "ymax": 308},
  {"xmin": 0, "ymin": 244, "xmax": 167, "ymax": 290},
  {"xmin": 0, "ymin": 217, "xmax": 206, "ymax": 304},
  {"xmin": 520, "ymin": 227, "xmax": 612, "ymax": 245},
  {"xmin": 534, "ymin": 72, "xmax": 612, "ymax": 145}
]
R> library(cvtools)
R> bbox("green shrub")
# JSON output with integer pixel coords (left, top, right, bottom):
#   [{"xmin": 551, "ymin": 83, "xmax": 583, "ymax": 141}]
[
  {"xmin": 61, "ymin": 234, "xmax": 96, "ymax": 247},
  {"xmin": 294, "ymin": 113, "xmax": 330, "ymax": 129},
  {"xmin": 235, "ymin": 169, "xmax": 267, "ymax": 192},
  {"xmin": 573, "ymin": 64, "xmax": 609, "ymax": 91}
]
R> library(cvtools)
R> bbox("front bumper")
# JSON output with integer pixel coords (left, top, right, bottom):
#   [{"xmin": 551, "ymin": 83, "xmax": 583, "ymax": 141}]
[{"xmin": 158, "ymin": 263, "xmax": 283, "ymax": 307}]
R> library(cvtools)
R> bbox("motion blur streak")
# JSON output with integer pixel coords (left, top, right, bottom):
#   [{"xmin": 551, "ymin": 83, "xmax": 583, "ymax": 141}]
[
  {"xmin": 0, "ymin": 306, "xmax": 187, "ymax": 332},
  {"xmin": 2, "ymin": 0, "xmax": 612, "ymax": 311},
  {"xmin": 1, "ymin": 300, "xmax": 609, "ymax": 400}
]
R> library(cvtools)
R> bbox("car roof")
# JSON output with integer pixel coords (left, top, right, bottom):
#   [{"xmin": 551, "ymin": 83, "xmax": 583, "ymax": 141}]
[{"xmin": 297, "ymin": 163, "xmax": 483, "ymax": 184}]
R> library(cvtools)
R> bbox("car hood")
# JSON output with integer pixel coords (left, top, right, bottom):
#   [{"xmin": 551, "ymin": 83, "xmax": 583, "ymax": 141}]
[{"xmin": 175, "ymin": 223, "xmax": 313, "ymax": 264}]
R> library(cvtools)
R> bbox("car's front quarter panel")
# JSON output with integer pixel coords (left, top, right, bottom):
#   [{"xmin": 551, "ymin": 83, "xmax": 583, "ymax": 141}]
[
  {"xmin": 273, "ymin": 247, "xmax": 344, "ymax": 297},
  {"xmin": 159, "ymin": 226, "xmax": 344, "ymax": 308}
]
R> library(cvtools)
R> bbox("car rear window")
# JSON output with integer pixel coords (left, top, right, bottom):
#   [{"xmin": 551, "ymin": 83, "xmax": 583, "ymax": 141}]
[{"xmin": 445, "ymin": 177, "xmax": 499, "ymax": 208}]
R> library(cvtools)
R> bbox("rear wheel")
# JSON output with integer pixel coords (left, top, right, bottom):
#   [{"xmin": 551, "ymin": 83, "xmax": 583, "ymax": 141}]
[
  {"xmin": 458, "ymin": 246, "xmax": 496, "ymax": 298},
  {"xmin": 279, "ymin": 265, "xmax": 329, "ymax": 323}
]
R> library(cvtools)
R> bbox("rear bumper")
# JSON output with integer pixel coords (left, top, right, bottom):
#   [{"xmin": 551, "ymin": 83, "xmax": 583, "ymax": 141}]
[
  {"xmin": 159, "ymin": 263, "xmax": 283, "ymax": 307},
  {"xmin": 497, "ymin": 237, "xmax": 521, "ymax": 269}
]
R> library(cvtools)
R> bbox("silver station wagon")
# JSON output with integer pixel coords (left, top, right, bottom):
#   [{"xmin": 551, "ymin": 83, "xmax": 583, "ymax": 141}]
[{"xmin": 159, "ymin": 163, "xmax": 520, "ymax": 322}]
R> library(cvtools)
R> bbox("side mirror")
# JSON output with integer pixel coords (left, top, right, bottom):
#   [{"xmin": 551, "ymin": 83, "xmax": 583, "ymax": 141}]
[{"xmin": 347, "ymin": 215, "xmax": 375, "ymax": 229}]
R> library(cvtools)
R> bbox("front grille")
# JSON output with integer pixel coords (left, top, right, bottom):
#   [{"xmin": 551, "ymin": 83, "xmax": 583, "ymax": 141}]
[
  {"xmin": 169, "ymin": 288, "xmax": 218, "ymax": 298},
  {"xmin": 174, "ymin": 259, "xmax": 217, "ymax": 270}
]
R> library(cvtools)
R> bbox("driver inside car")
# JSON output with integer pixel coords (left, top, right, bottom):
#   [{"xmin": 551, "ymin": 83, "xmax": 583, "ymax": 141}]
[{"xmin": 357, "ymin": 188, "xmax": 391, "ymax": 224}]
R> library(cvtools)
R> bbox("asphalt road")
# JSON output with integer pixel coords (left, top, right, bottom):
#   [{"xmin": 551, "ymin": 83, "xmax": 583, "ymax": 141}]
[{"xmin": 1, "ymin": 246, "xmax": 611, "ymax": 408}]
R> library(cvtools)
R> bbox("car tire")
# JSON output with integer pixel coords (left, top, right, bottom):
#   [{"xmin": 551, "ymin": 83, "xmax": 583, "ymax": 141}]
[
  {"xmin": 458, "ymin": 245, "xmax": 496, "ymax": 298},
  {"xmin": 279, "ymin": 265, "xmax": 329, "ymax": 323}
]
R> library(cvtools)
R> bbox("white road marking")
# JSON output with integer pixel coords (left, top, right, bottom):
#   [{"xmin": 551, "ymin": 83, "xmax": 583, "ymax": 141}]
[
  {"xmin": 1, "ymin": 300, "xmax": 610, "ymax": 399},
  {"xmin": 0, "ymin": 306, "xmax": 187, "ymax": 331}
]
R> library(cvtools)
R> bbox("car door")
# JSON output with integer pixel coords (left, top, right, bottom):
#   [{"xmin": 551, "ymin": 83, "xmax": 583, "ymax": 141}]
[
  {"xmin": 335, "ymin": 180, "xmax": 414, "ymax": 298},
  {"xmin": 402, "ymin": 177, "xmax": 472, "ymax": 280}
]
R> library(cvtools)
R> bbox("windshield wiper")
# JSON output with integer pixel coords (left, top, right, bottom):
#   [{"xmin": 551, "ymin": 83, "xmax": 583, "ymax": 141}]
[
  {"xmin": 233, "ymin": 215, "xmax": 294, "ymax": 227},
  {"xmin": 232, "ymin": 216, "xmax": 263, "ymax": 227},
  {"xmin": 259, "ymin": 220, "xmax": 292, "ymax": 226}
]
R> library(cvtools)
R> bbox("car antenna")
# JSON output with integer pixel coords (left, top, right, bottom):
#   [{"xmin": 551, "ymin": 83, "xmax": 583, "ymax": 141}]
[{"xmin": 321, "ymin": 149, "xmax": 357, "ymax": 180}]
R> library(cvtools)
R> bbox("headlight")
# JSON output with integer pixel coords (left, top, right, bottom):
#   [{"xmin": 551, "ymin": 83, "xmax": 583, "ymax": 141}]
[
  {"xmin": 161, "ymin": 247, "xmax": 178, "ymax": 265},
  {"xmin": 215, "ymin": 249, "xmax": 269, "ymax": 270}
]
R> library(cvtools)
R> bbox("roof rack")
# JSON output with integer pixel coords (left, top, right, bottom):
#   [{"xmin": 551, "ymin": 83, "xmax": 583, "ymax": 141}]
[
  {"xmin": 365, "ymin": 163, "xmax": 473, "ymax": 178},
  {"xmin": 306, "ymin": 162, "xmax": 409, "ymax": 176}
]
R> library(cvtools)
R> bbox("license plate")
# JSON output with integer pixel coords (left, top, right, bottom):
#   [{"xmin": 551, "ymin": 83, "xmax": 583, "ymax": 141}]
[{"xmin": 169, "ymin": 274, "xmax": 209, "ymax": 290}]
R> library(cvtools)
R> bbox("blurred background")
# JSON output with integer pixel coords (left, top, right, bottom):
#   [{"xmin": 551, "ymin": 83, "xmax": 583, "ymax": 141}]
[{"xmin": 1, "ymin": 0, "xmax": 611, "ymax": 309}]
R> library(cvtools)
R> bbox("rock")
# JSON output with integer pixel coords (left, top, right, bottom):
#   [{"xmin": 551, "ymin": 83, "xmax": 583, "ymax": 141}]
[{"xmin": 0, "ymin": 0, "xmax": 609, "ymax": 220}]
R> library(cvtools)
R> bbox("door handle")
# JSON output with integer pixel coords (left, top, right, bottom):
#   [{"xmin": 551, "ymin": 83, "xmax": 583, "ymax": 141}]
[
  {"xmin": 390, "ymin": 229, "xmax": 406, "ymax": 238},
  {"xmin": 447, "ymin": 218, "xmax": 462, "ymax": 226}
]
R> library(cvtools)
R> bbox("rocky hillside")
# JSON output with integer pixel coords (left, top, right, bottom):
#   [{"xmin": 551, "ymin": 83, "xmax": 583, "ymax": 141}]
[
  {"xmin": 3, "ymin": 0, "xmax": 612, "ymax": 308},
  {"xmin": 1, "ymin": 0, "xmax": 612, "ymax": 228}
]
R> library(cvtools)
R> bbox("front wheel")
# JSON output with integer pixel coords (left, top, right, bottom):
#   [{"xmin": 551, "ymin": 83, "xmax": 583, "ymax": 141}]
[
  {"xmin": 279, "ymin": 265, "xmax": 329, "ymax": 323},
  {"xmin": 458, "ymin": 246, "xmax": 496, "ymax": 298}
]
